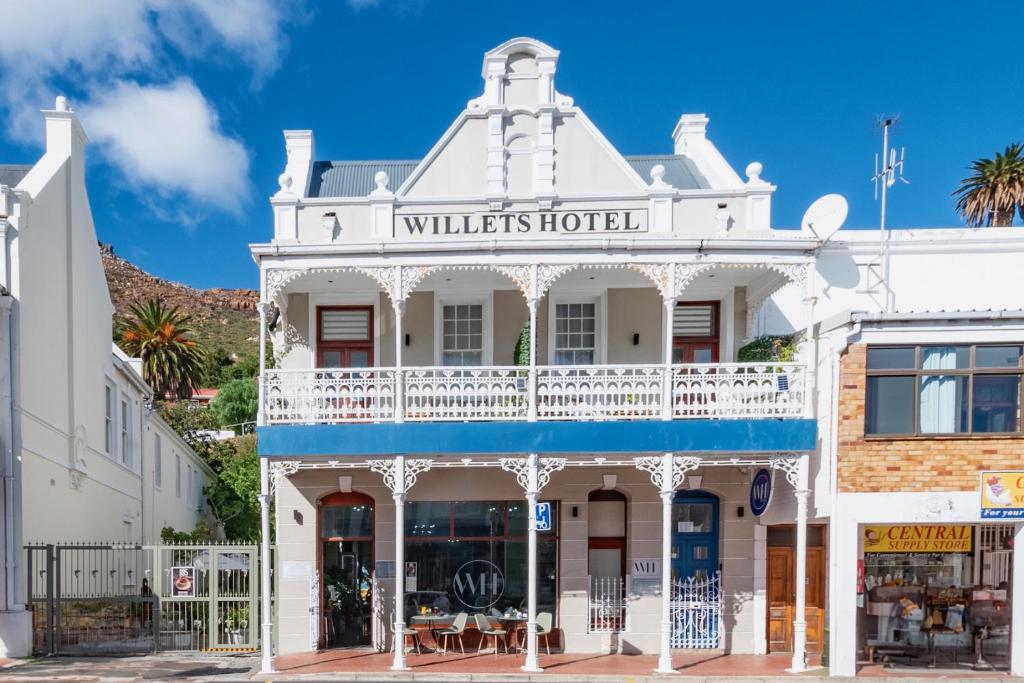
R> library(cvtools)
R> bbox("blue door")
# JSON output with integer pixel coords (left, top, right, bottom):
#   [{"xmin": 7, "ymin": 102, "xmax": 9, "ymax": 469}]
[{"xmin": 670, "ymin": 491, "xmax": 720, "ymax": 581}]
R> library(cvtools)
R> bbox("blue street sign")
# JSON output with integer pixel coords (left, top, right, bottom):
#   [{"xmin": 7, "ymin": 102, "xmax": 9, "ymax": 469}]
[
  {"xmin": 750, "ymin": 468, "xmax": 773, "ymax": 517},
  {"xmin": 534, "ymin": 502, "xmax": 552, "ymax": 531}
]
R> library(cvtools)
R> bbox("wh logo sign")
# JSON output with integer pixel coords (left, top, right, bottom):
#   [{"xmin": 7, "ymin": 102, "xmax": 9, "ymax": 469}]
[{"xmin": 452, "ymin": 560, "xmax": 505, "ymax": 609}]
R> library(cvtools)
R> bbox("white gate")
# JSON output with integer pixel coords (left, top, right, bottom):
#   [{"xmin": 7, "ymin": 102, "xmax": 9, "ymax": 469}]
[
  {"xmin": 587, "ymin": 575, "xmax": 629, "ymax": 633},
  {"xmin": 670, "ymin": 572, "xmax": 722, "ymax": 648}
]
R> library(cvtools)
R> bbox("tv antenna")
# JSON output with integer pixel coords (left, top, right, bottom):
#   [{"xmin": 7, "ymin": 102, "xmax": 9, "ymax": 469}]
[
  {"xmin": 872, "ymin": 115, "xmax": 909, "ymax": 231},
  {"xmin": 868, "ymin": 115, "xmax": 909, "ymax": 313}
]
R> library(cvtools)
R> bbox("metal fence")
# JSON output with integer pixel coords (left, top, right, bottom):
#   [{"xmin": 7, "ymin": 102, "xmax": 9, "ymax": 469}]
[
  {"xmin": 587, "ymin": 575, "xmax": 629, "ymax": 633},
  {"xmin": 670, "ymin": 571, "xmax": 722, "ymax": 649},
  {"xmin": 26, "ymin": 543, "xmax": 260, "ymax": 655}
]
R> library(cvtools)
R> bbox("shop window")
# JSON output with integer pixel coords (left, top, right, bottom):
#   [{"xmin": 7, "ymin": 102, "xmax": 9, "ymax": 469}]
[
  {"xmin": 321, "ymin": 500, "xmax": 373, "ymax": 538},
  {"xmin": 403, "ymin": 500, "xmax": 558, "ymax": 619},
  {"xmin": 865, "ymin": 344, "xmax": 1023, "ymax": 436}
]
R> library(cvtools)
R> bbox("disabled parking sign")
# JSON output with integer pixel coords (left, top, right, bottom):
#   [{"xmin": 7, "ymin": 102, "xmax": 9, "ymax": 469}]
[{"xmin": 534, "ymin": 502, "xmax": 552, "ymax": 531}]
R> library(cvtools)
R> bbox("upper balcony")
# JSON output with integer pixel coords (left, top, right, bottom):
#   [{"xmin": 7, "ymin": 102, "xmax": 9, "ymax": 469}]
[
  {"xmin": 264, "ymin": 362, "xmax": 805, "ymax": 424},
  {"xmin": 260, "ymin": 258, "xmax": 814, "ymax": 426}
]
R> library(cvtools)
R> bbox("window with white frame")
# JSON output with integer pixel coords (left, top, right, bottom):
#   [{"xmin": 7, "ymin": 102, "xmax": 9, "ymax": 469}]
[
  {"xmin": 104, "ymin": 385, "xmax": 114, "ymax": 456},
  {"xmin": 154, "ymin": 434, "xmax": 162, "ymax": 487},
  {"xmin": 175, "ymin": 454, "xmax": 182, "ymax": 498},
  {"xmin": 441, "ymin": 304, "xmax": 483, "ymax": 366},
  {"xmin": 554, "ymin": 302, "xmax": 596, "ymax": 365},
  {"xmin": 120, "ymin": 397, "xmax": 131, "ymax": 466}
]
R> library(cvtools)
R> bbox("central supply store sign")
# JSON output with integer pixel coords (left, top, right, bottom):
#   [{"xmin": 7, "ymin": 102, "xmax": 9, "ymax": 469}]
[{"xmin": 863, "ymin": 525, "xmax": 973, "ymax": 553}]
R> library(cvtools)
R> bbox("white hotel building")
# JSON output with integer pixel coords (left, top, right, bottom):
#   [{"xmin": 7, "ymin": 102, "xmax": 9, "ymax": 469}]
[
  {"xmin": 254, "ymin": 38, "xmax": 1023, "ymax": 675},
  {"xmin": 256, "ymin": 37, "xmax": 820, "ymax": 673}
]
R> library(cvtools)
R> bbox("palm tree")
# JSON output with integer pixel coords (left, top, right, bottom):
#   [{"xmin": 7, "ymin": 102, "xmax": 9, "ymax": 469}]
[
  {"xmin": 953, "ymin": 143, "xmax": 1024, "ymax": 227},
  {"xmin": 118, "ymin": 299, "xmax": 205, "ymax": 399}
]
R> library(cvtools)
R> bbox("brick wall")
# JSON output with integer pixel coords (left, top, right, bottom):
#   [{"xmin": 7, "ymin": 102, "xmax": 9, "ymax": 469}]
[{"xmin": 837, "ymin": 343, "xmax": 1024, "ymax": 493}]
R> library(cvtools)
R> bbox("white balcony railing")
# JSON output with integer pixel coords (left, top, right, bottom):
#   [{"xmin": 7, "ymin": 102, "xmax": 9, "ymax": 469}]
[{"xmin": 262, "ymin": 363, "xmax": 805, "ymax": 425}]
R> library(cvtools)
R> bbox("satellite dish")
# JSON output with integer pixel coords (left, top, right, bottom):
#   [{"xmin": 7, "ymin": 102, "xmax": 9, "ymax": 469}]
[{"xmin": 800, "ymin": 194, "xmax": 848, "ymax": 240}]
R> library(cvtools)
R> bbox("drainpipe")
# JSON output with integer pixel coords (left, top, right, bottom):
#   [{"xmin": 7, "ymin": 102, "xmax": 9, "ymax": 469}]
[{"xmin": 0, "ymin": 293, "xmax": 14, "ymax": 611}]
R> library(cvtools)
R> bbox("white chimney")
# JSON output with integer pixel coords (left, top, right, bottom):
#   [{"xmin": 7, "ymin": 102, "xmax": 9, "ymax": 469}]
[
  {"xmin": 282, "ymin": 130, "xmax": 315, "ymax": 198},
  {"xmin": 672, "ymin": 114, "xmax": 708, "ymax": 155},
  {"xmin": 42, "ymin": 96, "xmax": 88, "ymax": 163}
]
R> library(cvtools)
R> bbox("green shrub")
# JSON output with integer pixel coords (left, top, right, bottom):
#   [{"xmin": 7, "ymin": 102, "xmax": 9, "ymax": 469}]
[{"xmin": 737, "ymin": 334, "xmax": 798, "ymax": 362}]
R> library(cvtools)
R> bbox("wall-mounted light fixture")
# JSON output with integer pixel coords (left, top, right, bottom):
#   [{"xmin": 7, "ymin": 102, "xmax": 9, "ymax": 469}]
[
  {"xmin": 404, "ymin": 333, "xmax": 411, "ymax": 347},
  {"xmin": 632, "ymin": 333, "xmax": 640, "ymax": 346}
]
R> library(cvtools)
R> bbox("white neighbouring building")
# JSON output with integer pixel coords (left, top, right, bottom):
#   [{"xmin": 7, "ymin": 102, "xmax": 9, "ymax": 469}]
[
  {"xmin": 254, "ymin": 37, "xmax": 823, "ymax": 674},
  {"xmin": 767, "ymin": 229, "xmax": 1024, "ymax": 676},
  {"xmin": 0, "ymin": 99, "xmax": 215, "ymax": 656}
]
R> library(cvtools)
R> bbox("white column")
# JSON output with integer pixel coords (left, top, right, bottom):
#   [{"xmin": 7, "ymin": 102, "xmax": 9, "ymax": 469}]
[
  {"xmin": 790, "ymin": 457, "xmax": 810, "ymax": 673},
  {"xmin": 527, "ymin": 264, "xmax": 539, "ymax": 422},
  {"xmin": 394, "ymin": 268, "xmax": 405, "ymax": 424},
  {"xmin": 1011, "ymin": 523, "xmax": 1024, "ymax": 676},
  {"xmin": 523, "ymin": 452, "xmax": 541, "ymax": 671},
  {"xmin": 661, "ymin": 296, "xmax": 675, "ymax": 420},
  {"xmin": 391, "ymin": 455, "xmax": 408, "ymax": 670},
  {"xmin": 801, "ymin": 271, "xmax": 817, "ymax": 418},
  {"xmin": 657, "ymin": 452, "xmax": 674, "ymax": 673},
  {"xmin": 256, "ymin": 301, "xmax": 274, "ymax": 674}
]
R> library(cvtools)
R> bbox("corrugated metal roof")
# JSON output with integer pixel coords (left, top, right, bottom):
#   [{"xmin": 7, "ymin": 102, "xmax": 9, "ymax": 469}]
[
  {"xmin": 307, "ymin": 154, "xmax": 709, "ymax": 198},
  {"xmin": 0, "ymin": 164, "xmax": 31, "ymax": 187},
  {"xmin": 308, "ymin": 160, "xmax": 418, "ymax": 198},
  {"xmin": 624, "ymin": 155, "xmax": 708, "ymax": 190}
]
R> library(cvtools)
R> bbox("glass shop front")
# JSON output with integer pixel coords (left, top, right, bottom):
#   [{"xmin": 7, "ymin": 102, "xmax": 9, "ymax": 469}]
[
  {"xmin": 858, "ymin": 523, "xmax": 1014, "ymax": 670},
  {"xmin": 403, "ymin": 500, "xmax": 559, "ymax": 620}
]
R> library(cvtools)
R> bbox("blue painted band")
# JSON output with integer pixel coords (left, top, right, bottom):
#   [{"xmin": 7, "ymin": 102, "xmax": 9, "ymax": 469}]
[{"xmin": 257, "ymin": 419, "xmax": 816, "ymax": 457}]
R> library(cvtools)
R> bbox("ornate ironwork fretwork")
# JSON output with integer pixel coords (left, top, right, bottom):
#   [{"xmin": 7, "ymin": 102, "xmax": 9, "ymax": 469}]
[
  {"xmin": 368, "ymin": 458, "xmax": 434, "ymax": 494},
  {"xmin": 269, "ymin": 460, "xmax": 301, "ymax": 495},
  {"xmin": 634, "ymin": 455, "xmax": 702, "ymax": 492},
  {"xmin": 500, "ymin": 457, "xmax": 567, "ymax": 494}
]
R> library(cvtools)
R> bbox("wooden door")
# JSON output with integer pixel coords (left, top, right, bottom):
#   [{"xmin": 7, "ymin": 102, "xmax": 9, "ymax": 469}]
[
  {"xmin": 672, "ymin": 301, "xmax": 720, "ymax": 363},
  {"xmin": 767, "ymin": 546, "xmax": 825, "ymax": 654},
  {"xmin": 317, "ymin": 306, "xmax": 373, "ymax": 368}
]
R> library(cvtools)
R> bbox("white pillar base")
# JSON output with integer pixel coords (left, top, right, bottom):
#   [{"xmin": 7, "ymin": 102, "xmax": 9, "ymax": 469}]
[{"xmin": 0, "ymin": 609, "xmax": 32, "ymax": 658}]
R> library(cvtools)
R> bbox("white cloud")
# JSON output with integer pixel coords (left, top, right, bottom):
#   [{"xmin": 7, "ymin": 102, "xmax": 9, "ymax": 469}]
[
  {"xmin": 83, "ymin": 80, "xmax": 251, "ymax": 214},
  {"xmin": 0, "ymin": 0, "xmax": 298, "ymax": 213}
]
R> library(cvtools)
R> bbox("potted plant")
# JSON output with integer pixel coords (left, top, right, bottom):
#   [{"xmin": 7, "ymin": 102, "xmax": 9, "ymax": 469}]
[{"xmin": 224, "ymin": 605, "xmax": 249, "ymax": 645}]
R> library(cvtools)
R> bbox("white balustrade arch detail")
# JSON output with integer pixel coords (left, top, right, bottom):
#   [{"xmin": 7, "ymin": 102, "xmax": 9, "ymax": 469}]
[
  {"xmin": 368, "ymin": 458, "xmax": 434, "ymax": 494},
  {"xmin": 269, "ymin": 460, "xmax": 301, "ymax": 495},
  {"xmin": 769, "ymin": 455, "xmax": 804, "ymax": 489},
  {"xmin": 500, "ymin": 456, "xmax": 567, "ymax": 494},
  {"xmin": 633, "ymin": 455, "xmax": 701, "ymax": 493}
]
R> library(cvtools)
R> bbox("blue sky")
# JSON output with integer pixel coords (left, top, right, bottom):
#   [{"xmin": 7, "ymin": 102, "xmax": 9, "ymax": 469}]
[{"xmin": 1, "ymin": 0, "xmax": 1021, "ymax": 289}]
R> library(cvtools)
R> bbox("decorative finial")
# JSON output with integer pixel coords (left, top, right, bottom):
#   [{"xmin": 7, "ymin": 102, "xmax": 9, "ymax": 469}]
[
  {"xmin": 374, "ymin": 171, "xmax": 389, "ymax": 191},
  {"xmin": 745, "ymin": 162, "xmax": 763, "ymax": 183},
  {"xmin": 649, "ymin": 163, "xmax": 671, "ymax": 189},
  {"xmin": 278, "ymin": 173, "xmax": 293, "ymax": 192}
]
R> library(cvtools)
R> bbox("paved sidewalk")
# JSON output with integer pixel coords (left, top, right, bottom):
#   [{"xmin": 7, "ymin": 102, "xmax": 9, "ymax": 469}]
[
  {"xmin": 0, "ymin": 653, "xmax": 257, "ymax": 681},
  {"xmin": 0, "ymin": 653, "xmax": 1017, "ymax": 682}
]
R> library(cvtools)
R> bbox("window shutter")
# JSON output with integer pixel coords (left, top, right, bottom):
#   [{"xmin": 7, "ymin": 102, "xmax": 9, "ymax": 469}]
[
  {"xmin": 673, "ymin": 305, "xmax": 715, "ymax": 337},
  {"xmin": 321, "ymin": 309, "xmax": 370, "ymax": 341}
]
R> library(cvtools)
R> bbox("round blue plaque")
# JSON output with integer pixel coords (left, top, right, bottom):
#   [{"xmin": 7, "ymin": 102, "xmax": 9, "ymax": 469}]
[{"xmin": 749, "ymin": 468, "xmax": 773, "ymax": 517}]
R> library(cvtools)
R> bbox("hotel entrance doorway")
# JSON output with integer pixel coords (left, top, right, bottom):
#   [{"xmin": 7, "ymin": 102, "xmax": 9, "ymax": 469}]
[{"xmin": 319, "ymin": 492, "xmax": 375, "ymax": 648}]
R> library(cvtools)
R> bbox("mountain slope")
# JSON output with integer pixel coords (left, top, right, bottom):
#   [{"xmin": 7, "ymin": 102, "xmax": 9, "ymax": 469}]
[{"xmin": 100, "ymin": 243, "xmax": 260, "ymax": 356}]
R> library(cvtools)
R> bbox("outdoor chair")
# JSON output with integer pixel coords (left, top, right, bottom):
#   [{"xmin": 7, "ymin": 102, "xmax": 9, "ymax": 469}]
[
  {"xmin": 474, "ymin": 613, "xmax": 508, "ymax": 655},
  {"xmin": 435, "ymin": 612, "xmax": 467, "ymax": 655},
  {"xmin": 389, "ymin": 612, "xmax": 421, "ymax": 655},
  {"xmin": 537, "ymin": 611, "xmax": 554, "ymax": 655}
]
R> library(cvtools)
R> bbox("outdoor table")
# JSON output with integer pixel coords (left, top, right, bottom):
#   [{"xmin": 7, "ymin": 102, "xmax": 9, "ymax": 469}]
[
  {"xmin": 499, "ymin": 616, "xmax": 528, "ymax": 652},
  {"xmin": 410, "ymin": 614, "xmax": 454, "ymax": 651}
]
